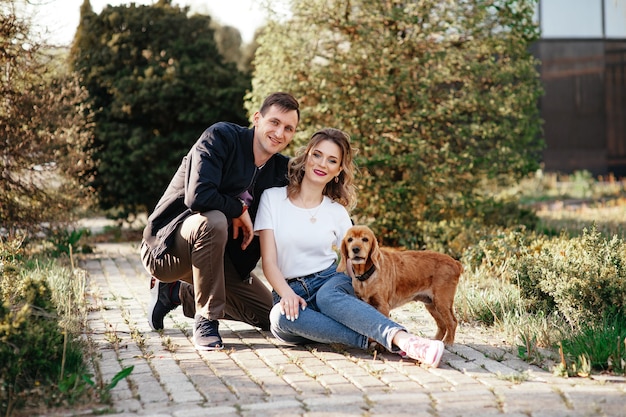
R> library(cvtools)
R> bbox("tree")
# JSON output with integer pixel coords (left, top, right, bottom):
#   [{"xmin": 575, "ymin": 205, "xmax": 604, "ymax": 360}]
[
  {"xmin": 70, "ymin": 0, "xmax": 251, "ymax": 219},
  {"xmin": 213, "ymin": 24, "xmax": 248, "ymax": 72},
  {"xmin": 0, "ymin": 0, "xmax": 93, "ymax": 235},
  {"xmin": 250, "ymin": 0, "xmax": 543, "ymax": 249}
]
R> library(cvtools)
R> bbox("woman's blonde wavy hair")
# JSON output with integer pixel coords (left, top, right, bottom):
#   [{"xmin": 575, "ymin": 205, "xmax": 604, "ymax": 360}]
[{"xmin": 286, "ymin": 128, "xmax": 358, "ymax": 210}]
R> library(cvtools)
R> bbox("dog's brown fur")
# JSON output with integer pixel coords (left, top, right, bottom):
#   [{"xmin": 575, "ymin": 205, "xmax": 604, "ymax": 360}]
[{"xmin": 337, "ymin": 225, "xmax": 462, "ymax": 345}]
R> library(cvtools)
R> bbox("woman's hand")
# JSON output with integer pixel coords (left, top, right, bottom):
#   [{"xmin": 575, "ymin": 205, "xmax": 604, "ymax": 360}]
[{"xmin": 279, "ymin": 292, "xmax": 307, "ymax": 321}]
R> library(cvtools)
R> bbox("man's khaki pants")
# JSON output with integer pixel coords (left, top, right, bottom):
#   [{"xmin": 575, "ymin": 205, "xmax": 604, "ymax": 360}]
[{"xmin": 141, "ymin": 210, "xmax": 272, "ymax": 330}]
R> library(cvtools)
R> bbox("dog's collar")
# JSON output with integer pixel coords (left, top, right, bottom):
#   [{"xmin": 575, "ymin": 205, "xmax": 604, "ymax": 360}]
[{"xmin": 355, "ymin": 265, "xmax": 376, "ymax": 282}]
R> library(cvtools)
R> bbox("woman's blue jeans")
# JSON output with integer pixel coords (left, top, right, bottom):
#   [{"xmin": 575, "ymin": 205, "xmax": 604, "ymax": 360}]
[{"xmin": 270, "ymin": 264, "xmax": 405, "ymax": 351}]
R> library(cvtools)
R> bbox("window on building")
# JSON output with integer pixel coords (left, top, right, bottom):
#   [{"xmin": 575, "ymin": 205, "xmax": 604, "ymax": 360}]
[
  {"xmin": 538, "ymin": 0, "xmax": 626, "ymax": 39},
  {"xmin": 605, "ymin": 0, "xmax": 626, "ymax": 38},
  {"xmin": 540, "ymin": 0, "xmax": 603, "ymax": 38}
]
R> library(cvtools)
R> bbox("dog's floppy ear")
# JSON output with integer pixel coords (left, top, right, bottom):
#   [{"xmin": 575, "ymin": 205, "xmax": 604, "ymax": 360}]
[
  {"xmin": 336, "ymin": 233, "xmax": 349, "ymax": 272},
  {"xmin": 370, "ymin": 229, "xmax": 382, "ymax": 270}
]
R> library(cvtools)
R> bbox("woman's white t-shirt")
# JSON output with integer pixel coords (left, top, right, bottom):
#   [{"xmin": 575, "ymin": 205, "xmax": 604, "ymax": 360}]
[{"xmin": 254, "ymin": 186, "xmax": 352, "ymax": 280}]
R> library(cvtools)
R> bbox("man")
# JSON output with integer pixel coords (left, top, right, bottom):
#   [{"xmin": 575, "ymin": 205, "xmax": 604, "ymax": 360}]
[{"xmin": 141, "ymin": 92, "xmax": 300, "ymax": 351}]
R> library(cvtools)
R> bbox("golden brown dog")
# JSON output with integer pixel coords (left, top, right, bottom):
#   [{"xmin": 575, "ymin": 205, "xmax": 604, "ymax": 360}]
[{"xmin": 337, "ymin": 225, "xmax": 462, "ymax": 345}]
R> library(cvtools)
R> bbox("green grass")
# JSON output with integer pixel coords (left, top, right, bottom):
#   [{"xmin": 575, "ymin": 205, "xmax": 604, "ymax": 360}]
[
  {"xmin": 457, "ymin": 223, "xmax": 626, "ymax": 375},
  {"xmin": 456, "ymin": 171, "xmax": 626, "ymax": 376},
  {"xmin": 0, "ymin": 235, "xmax": 133, "ymax": 416},
  {"xmin": 1, "ymin": 258, "xmax": 90, "ymax": 415},
  {"xmin": 514, "ymin": 169, "xmax": 626, "ymax": 204},
  {"xmin": 560, "ymin": 312, "xmax": 626, "ymax": 375},
  {"xmin": 455, "ymin": 267, "xmax": 523, "ymax": 327}
]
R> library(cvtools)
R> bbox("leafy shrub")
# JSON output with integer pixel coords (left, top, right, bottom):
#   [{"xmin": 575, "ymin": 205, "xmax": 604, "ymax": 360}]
[
  {"xmin": 71, "ymin": 2, "xmax": 250, "ymax": 219},
  {"xmin": 47, "ymin": 227, "xmax": 93, "ymax": 257},
  {"xmin": 250, "ymin": 0, "xmax": 543, "ymax": 249},
  {"xmin": 1, "ymin": 3, "xmax": 94, "ymax": 236},
  {"xmin": 512, "ymin": 226, "xmax": 626, "ymax": 328},
  {"xmin": 460, "ymin": 226, "xmax": 541, "ymax": 275},
  {"xmin": 0, "ymin": 239, "xmax": 88, "ymax": 416},
  {"xmin": 407, "ymin": 197, "xmax": 539, "ymax": 257}
]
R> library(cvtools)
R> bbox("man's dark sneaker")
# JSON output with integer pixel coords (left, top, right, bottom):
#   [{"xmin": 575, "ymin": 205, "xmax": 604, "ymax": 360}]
[
  {"xmin": 193, "ymin": 315, "xmax": 223, "ymax": 351},
  {"xmin": 148, "ymin": 277, "xmax": 179, "ymax": 331}
]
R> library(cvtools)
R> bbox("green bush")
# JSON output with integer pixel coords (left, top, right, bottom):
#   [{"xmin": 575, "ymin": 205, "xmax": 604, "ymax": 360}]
[
  {"xmin": 388, "ymin": 196, "xmax": 540, "ymax": 257},
  {"xmin": 71, "ymin": 2, "xmax": 251, "ymax": 218},
  {"xmin": 512, "ymin": 226, "xmax": 626, "ymax": 328},
  {"xmin": 250, "ymin": 0, "xmax": 543, "ymax": 248},
  {"xmin": 0, "ymin": 240, "xmax": 88, "ymax": 415},
  {"xmin": 47, "ymin": 227, "xmax": 92, "ymax": 257},
  {"xmin": 460, "ymin": 226, "xmax": 541, "ymax": 275},
  {"xmin": 1, "ymin": 1, "xmax": 94, "ymax": 236}
]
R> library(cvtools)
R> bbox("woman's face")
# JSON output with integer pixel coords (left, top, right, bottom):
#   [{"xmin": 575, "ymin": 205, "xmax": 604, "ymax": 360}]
[{"xmin": 304, "ymin": 139, "xmax": 343, "ymax": 185}]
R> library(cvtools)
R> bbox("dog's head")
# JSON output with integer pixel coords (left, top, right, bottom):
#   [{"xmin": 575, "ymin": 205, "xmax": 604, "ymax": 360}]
[{"xmin": 337, "ymin": 225, "xmax": 381, "ymax": 274}]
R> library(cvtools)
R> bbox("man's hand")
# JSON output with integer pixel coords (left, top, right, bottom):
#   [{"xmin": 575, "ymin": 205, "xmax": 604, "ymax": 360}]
[{"xmin": 232, "ymin": 210, "xmax": 254, "ymax": 250}]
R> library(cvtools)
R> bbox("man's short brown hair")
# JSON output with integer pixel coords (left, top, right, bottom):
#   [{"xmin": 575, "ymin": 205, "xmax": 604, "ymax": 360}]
[{"xmin": 259, "ymin": 92, "xmax": 300, "ymax": 121}]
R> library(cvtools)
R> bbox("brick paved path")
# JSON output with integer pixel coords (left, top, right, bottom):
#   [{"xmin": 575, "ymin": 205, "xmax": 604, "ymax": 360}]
[{"xmin": 71, "ymin": 242, "xmax": 625, "ymax": 417}]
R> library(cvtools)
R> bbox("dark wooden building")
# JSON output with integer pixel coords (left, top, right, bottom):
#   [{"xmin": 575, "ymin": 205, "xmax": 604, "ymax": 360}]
[{"xmin": 533, "ymin": 0, "xmax": 626, "ymax": 176}]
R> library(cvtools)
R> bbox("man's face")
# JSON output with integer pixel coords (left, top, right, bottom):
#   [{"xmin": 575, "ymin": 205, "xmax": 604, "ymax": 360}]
[{"xmin": 253, "ymin": 105, "xmax": 299, "ymax": 155}]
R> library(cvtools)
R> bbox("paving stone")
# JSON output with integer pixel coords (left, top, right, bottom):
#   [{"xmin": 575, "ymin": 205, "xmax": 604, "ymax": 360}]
[
  {"xmin": 150, "ymin": 404, "xmax": 229, "ymax": 417},
  {"xmin": 241, "ymin": 409, "xmax": 303, "ymax": 417},
  {"xmin": 323, "ymin": 382, "xmax": 364, "ymax": 395},
  {"xmin": 134, "ymin": 377, "xmax": 169, "ymax": 404},
  {"xmin": 112, "ymin": 398, "xmax": 143, "ymax": 413},
  {"xmin": 530, "ymin": 410, "xmax": 592, "ymax": 417}
]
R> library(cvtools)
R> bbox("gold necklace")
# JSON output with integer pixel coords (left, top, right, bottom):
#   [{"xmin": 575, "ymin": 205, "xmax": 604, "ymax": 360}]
[{"xmin": 299, "ymin": 195, "xmax": 322, "ymax": 223}]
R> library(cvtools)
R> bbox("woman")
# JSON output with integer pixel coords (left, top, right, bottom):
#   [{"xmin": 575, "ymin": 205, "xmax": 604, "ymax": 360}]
[{"xmin": 254, "ymin": 128, "xmax": 444, "ymax": 367}]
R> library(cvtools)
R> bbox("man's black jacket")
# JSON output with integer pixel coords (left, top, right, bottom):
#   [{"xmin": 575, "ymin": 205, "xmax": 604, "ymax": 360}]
[{"xmin": 142, "ymin": 122, "xmax": 289, "ymax": 279}]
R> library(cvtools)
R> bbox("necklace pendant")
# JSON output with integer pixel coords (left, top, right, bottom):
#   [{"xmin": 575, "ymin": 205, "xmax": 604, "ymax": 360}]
[{"xmin": 309, "ymin": 217, "xmax": 317, "ymax": 223}]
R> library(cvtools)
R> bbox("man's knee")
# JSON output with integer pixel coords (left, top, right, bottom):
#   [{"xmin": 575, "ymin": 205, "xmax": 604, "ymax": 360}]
[{"xmin": 186, "ymin": 211, "xmax": 228, "ymax": 243}]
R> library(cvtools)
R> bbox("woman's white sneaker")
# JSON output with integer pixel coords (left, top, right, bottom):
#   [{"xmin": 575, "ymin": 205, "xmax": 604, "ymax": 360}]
[{"xmin": 403, "ymin": 337, "xmax": 445, "ymax": 368}]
